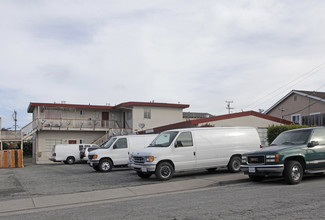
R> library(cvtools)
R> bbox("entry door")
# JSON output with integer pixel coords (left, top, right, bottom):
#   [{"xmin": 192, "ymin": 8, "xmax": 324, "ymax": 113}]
[
  {"xmin": 112, "ymin": 138, "xmax": 128, "ymax": 165},
  {"xmin": 171, "ymin": 132, "xmax": 196, "ymax": 171},
  {"xmin": 102, "ymin": 112, "xmax": 109, "ymax": 128}
]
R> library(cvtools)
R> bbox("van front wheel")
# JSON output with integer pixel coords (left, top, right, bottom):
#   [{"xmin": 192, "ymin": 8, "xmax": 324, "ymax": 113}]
[
  {"xmin": 155, "ymin": 162, "xmax": 174, "ymax": 181},
  {"xmin": 228, "ymin": 156, "xmax": 241, "ymax": 173},
  {"xmin": 99, "ymin": 159, "xmax": 112, "ymax": 172}
]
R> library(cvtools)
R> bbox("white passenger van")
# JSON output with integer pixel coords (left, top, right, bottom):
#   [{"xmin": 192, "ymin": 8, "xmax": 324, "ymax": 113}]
[
  {"xmin": 129, "ymin": 127, "xmax": 261, "ymax": 180},
  {"xmin": 50, "ymin": 144, "xmax": 99, "ymax": 164},
  {"xmin": 88, "ymin": 134, "xmax": 157, "ymax": 172}
]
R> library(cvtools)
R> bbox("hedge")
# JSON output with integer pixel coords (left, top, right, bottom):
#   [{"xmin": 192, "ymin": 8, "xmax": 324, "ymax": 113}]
[{"xmin": 267, "ymin": 124, "xmax": 309, "ymax": 144}]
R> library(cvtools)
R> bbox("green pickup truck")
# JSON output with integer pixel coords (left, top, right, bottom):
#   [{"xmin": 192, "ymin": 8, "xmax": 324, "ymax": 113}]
[{"xmin": 241, "ymin": 127, "xmax": 325, "ymax": 184}]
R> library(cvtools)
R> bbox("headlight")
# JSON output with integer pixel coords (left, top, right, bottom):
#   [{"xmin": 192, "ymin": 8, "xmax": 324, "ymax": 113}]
[
  {"xmin": 266, "ymin": 154, "xmax": 279, "ymax": 162},
  {"xmin": 93, "ymin": 155, "xmax": 98, "ymax": 159},
  {"xmin": 144, "ymin": 156, "xmax": 154, "ymax": 162},
  {"xmin": 129, "ymin": 156, "xmax": 134, "ymax": 163},
  {"xmin": 241, "ymin": 156, "xmax": 247, "ymax": 163}
]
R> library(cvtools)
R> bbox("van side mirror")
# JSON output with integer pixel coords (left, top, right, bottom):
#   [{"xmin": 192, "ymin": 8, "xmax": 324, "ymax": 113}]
[
  {"xmin": 175, "ymin": 141, "xmax": 183, "ymax": 148},
  {"xmin": 308, "ymin": 141, "xmax": 319, "ymax": 148}
]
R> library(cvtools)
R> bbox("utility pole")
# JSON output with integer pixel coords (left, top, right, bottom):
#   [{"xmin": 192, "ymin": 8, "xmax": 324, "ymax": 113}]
[
  {"xmin": 225, "ymin": 101, "xmax": 234, "ymax": 114},
  {"xmin": 13, "ymin": 110, "xmax": 17, "ymax": 133}
]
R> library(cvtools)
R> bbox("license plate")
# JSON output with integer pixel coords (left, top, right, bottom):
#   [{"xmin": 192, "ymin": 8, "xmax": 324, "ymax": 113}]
[
  {"xmin": 90, "ymin": 162, "xmax": 93, "ymax": 167},
  {"xmin": 141, "ymin": 167, "xmax": 147, "ymax": 172},
  {"xmin": 249, "ymin": 167, "xmax": 256, "ymax": 173}
]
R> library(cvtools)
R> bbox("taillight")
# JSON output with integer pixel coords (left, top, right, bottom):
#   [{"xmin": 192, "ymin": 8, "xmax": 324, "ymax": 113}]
[
  {"xmin": 53, "ymin": 153, "xmax": 56, "ymax": 156},
  {"xmin": 260, "ymin": 145, "xmax": 262, "ymax": 148}
]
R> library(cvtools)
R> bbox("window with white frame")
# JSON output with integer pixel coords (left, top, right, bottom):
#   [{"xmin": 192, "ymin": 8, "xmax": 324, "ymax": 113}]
[
  {"xmin": 144, "ymin": 108, "xmax": 151, "ymax": 119},
  {"xmin": 80, "ymin": 110, "xmax": 85, "ymax": 116},
  {"xmin": 291, "ymin": 114, "xmax": 301, "ymax": 124}
]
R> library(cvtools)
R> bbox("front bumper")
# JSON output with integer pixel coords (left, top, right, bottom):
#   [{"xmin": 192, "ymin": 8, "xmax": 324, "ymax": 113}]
[
  {"xmin": 89, "ymin": 160, "xmax": 99, "ymax": 167},
  {"xmin": 241, "ymin": 164, "xmax": 284, "ymax": 176},
  {"xmin": 129, "ymin": 163, "xmax": 156, "ymax": 173}
]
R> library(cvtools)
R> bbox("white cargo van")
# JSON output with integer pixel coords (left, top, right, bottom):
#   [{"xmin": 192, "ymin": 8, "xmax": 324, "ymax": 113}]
[
  {"xmin": 50, "ymin": 144, "xmax": 99, "ymax": 164},
  {"xmin": 129, "ymin": 127, "xmax": 261, "ymax": 180},
  {"xmin": 88, "ymin": 134, "xmax": 157, "ymax": 172}
]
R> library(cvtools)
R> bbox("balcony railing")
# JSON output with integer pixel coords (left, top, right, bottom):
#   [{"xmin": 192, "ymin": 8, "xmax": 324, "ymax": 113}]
[
  {"xmin": 30, "ymin": 118, "xmax": 129, "ymax": 130},
  {"xmin": 0, "ymin": 130, "xmax": 22, "ymax": 141}
]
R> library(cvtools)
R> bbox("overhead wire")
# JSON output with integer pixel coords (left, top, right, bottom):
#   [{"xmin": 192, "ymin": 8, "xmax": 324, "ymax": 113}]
[{"xmin": 240, "ymin": 62, "xmax": 325, "ymax": 110}]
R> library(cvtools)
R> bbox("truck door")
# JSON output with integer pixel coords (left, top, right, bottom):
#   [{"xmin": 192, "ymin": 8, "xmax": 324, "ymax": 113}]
[
  {"xmin": 306, "ymin": 129, "xmax": 325, "ymax": 169},
  {"xmin": 171, "ymin": 132, "xmax": 196, "ymax": 171},
  {"xmin": 112, "ymin": 138, "xmax": 128, "ymax": 165}
]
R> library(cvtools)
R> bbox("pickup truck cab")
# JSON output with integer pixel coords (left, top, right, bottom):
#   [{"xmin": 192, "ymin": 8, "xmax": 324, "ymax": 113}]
[{"xmin": 241, "ymin": 127, "xmax": 325, "ymax": 184}]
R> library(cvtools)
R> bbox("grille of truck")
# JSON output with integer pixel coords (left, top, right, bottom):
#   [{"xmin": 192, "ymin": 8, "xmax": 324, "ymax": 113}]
[
  {"xmin": 133, "ymin": 156, "xmax": 144, "ymax": 163},
  {"xmin": 247, "ymin": 155, "xmax": 265, "ymax": 164}
]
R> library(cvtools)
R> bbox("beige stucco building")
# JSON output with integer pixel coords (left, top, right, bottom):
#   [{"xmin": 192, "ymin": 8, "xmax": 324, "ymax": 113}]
[
  {"xmin": 25, "ymin": 101, "xmax": 189, "ymax": 164},
  {"xmin": 139, "ymin": 111, "xmax": 292, "ymax": 147},
  {"xmin": 265, "ymin": 90, "xmax": 325, "ymax": 125}
]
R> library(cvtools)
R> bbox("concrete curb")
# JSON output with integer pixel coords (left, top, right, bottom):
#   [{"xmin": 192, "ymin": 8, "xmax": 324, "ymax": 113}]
[{"xmin": 0, "ymin": 173, "xmax": 248, "ymax": 215}]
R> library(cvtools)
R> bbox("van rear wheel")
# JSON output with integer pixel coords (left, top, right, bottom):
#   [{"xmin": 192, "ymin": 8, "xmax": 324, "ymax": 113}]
[
  {"xmin": 99, "ymin": 159, "xmax": 112, "ymax": 172},
  {"xmin": 65, "ymin": 157, "xmax": 75, "ymax": 165},
  {"xmin": 228, "ymin": 156, "xmax": 241, "ymax": 173},
  {"xmin": 155, "ymin": 162, "xmax": 174, "ymax": 181}
]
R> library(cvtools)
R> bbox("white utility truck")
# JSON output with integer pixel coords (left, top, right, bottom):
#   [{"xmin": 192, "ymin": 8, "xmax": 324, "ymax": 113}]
[
  {"xmin": 50, "ymin": 144, "xmax": 99, "ymax": 164},
  {"xmin": 88, "ymin": 134, "xmax": 157, "ymax": 172},
  {"xmin": 129, "ymin": 127, "xmax": 261, "ymax": 180}
]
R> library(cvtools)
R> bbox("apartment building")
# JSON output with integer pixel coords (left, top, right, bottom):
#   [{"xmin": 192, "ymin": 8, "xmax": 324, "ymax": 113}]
[{"xmin": 25, "ymin": 101, "xmax": 189, "ymax": 164}]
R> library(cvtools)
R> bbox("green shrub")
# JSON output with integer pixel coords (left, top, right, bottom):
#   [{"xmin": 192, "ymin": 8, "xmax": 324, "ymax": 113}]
[{"xmin": 267, "ymin": 124, "xmax": 309, "ymax": 144}]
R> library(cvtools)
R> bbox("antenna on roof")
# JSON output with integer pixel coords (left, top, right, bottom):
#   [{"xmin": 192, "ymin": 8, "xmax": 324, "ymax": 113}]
[{"xmin": 225, "ymin": 101, "xmax": 234, "ymax": 114}]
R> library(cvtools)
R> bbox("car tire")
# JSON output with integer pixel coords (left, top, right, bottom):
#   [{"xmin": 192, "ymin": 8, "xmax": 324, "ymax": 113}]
[
  {"xmin": 155, "ymin": 162, "xmax": 174, "ymax": 181},
  {"xmin": 137, "ymin": 172, "xmax": 152, "ymax": 179},
  {"xmin": 284, "ymin": 160, "xmax": 303, "ymax": 185},
  {"xmin": 65, "ymin": 157, "xmax": 75, "ymax": 165},
  {"xmin": 99, "ymin": 159, "xmax": 113, "ymax": 172},
  {"xmin": 249, "ymin": 175, "xmax": 265, "ymax": 182},
  {"xmin": 228, "ymin": 156, "xmax": 241, "ymax": 173}
]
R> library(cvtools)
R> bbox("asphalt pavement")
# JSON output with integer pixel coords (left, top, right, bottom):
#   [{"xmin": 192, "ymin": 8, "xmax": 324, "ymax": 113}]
[{"xmin": 0, "ymin": 157, "xmax": 249, "ymax": 216}]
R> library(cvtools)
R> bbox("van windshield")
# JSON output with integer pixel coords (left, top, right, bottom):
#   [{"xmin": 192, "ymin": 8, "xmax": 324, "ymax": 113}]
[
  {"xmin": 271, "ymin": 129, "xmax": 312, "ymax": 146},
  {"xmin": 149, "ymin": 131, "xmax": 178, "ymax": 147},
  {"xmin": 103, "ymin": 137, "xmax": 117, "ymax": 149}
]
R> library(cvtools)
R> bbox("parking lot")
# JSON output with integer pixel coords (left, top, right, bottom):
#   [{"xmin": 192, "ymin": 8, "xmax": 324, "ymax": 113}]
[{"xmin": 0, "ymin": 157, "xmax": 239, "ymax": 202}]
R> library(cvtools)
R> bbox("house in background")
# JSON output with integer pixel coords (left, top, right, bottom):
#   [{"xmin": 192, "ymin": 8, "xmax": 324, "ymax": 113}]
[
  {"xmin": 183, "ymin": 112, "xmax": 214, "ymax": 121},
  {"xmin": 264, "ymin": 90, "xmax": 325, "ymax": 126},
  {"xmin": 25, "ymin": 101, "xmax": 189, "ymax": 164},
  {"xmin": 139, "ymin": 111, "xmax": 292, "ymax": 147}
]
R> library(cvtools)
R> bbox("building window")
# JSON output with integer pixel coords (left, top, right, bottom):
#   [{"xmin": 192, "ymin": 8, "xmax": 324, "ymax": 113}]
[
  {"xmin": 144, "ymin": 108, "xmax": 151, "ymax": 119},
  {"xmin": 291, "ymin": 114, "xmax": 301, "ymax": 124},
  {"xmin": 45, "ymin": 139, "xmax": 62, "ymax": 152},
  {"xmin": 294, "ymin": 96, "xmax": 297, "ymax": 101},
  {"xmin": 80, "ymin": 110, "xmax": 85, "ymax": 115}
]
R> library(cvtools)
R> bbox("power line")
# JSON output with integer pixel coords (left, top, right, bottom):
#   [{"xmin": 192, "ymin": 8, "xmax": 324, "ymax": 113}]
[{"xmin": 241, "ymin": 62, "xmax": 325, "ymax": 110}]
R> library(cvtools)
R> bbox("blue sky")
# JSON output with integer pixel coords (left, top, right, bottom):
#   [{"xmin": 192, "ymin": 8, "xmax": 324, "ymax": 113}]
[{"xmin": 1, "ymin": 0, "xmax": 325, "ymax": 129}]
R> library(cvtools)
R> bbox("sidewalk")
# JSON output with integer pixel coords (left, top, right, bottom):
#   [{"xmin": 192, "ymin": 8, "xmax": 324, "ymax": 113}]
[{"xmin": 0, "ymin": 173, "xmax": 248, "ymax": 215}]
